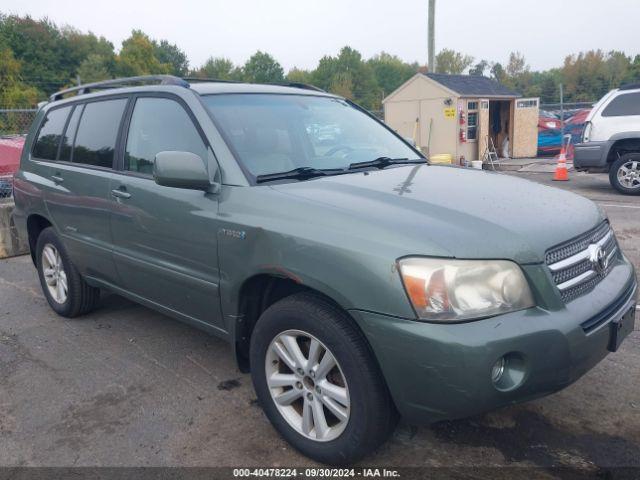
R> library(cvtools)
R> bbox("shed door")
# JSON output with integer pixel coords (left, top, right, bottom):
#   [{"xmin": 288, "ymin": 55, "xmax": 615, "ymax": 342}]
[
  {"xmin": 512, "ymin": 98, "xmax": 540, "ymax": 158},
  {"xmin": 477, "ymin": 99, "xmax": 490, "ymax": 160}
]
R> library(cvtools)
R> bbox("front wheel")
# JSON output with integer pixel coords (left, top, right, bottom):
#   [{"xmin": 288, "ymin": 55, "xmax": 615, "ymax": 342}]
[
  {"xmin": 250, "ymin": 293, "xmax": 397, "ymax": 465},
  {"xmin": 609, "ymin": 153, "xmax": 640, "ymax": 195}
]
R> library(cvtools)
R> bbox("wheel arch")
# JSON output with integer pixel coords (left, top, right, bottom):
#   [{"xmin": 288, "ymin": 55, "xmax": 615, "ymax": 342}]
[
  {"xmin": 232, "ymin": 272, "xmax": 368, "ymax": 374},
  {"xmin": 606, "ymin": 134, "xmax": 640, "ymax": 165},
  {"xmin": 26, "ymin": 214, "xmax": 53, "ymax": 266}
]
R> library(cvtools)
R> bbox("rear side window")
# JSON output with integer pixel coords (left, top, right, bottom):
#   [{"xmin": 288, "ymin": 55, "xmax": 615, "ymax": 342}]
[
  {"xmin": 32, "ymin": 106, "xmax": 71, "ymax": 160},
  {"xmin": 59, "ymin": 105, "xmax": 83, "ymax": 162},
  {"xmin": 602, "ymin": 92, "xmax": 640, "ymax": 117},
  {"xmin": 72, "ymin": 99, "xmax": 127, "ymax": 168},
  {"xmin": 124, "ymin": 97, "xmax": 208, "ymax": 175}
]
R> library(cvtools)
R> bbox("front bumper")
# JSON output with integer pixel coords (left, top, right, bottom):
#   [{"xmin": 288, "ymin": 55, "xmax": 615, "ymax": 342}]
[{"xmin": 350, "ymin": 260, "xmax": 637, "ymax": 425}]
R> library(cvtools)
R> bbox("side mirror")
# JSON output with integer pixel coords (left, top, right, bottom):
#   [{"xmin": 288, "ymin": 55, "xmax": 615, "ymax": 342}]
[{"xmin": 153, "ymin": 151, "xmax": 214, "ymax": 191}]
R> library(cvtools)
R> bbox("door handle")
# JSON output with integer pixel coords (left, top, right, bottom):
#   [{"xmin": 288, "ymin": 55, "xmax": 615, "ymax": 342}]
[
  {"xmin": 111, "ymin": 188, "xmax": 131, "ymax": 199},
  {"xmin": 51, "ymin": 175, "xmax": 64, "ymax": 183}
]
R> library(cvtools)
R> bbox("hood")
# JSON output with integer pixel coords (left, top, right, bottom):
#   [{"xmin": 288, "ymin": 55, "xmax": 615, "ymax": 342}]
[{"xmin": 271, "ymin": 165, "xmax": 604, "ymax": 264}]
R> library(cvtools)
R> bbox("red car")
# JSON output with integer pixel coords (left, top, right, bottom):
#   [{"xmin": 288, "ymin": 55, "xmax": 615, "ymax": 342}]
[{"xmin": 0, "ymin": 135, "xmax": 25, "ymax": 197}]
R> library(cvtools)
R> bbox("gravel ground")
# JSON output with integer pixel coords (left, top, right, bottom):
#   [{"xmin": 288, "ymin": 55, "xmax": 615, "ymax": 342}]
[{"xmin": 0, "ymin": 169, "xmax": 638, "ymax": 478}]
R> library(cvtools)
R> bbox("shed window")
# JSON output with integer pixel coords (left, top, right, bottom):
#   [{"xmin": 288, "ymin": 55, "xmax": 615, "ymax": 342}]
[
  {"xmin": 467, "ymin": 102, "xmax": 479, "ymax": 141},
  {"xmin": 516, "ymin": 99, "xmax": 538, "ymax": 108}
]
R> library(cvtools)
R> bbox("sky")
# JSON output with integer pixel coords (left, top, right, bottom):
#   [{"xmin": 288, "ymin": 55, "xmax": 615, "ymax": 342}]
[{"xmin": 4, "ymin": 0, "xmax": 640, "ymax": 72}]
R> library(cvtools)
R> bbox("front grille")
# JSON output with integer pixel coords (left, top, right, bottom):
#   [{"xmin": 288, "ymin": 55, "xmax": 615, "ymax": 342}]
[{"xmin": 545, "ymin": 222, "xmax": 618, "ymax": 302}]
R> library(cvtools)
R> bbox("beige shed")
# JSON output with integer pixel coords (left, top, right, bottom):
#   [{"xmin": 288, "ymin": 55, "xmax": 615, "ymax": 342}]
[{"xmin": 383, "ymin": 73, "xmax": 539, "ymax": 163}]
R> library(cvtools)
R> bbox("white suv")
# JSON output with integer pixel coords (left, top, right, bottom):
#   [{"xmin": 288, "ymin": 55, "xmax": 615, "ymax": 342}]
[{"xmin": 574, "ymin": 84, "xmax": 640, "ymax": 195}]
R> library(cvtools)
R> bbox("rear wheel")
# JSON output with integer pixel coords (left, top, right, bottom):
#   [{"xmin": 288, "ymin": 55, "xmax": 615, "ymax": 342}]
[
  {"xmin": 610, "ymin": 153, "xmax": 640, "ymax": 195},
  {"xmin": 250, "ymin": 292, "xmax": 397, "ymax": 465},
  {"xmin": 36, "ymin": 227, "xmax": 100, "ymax": 317}
]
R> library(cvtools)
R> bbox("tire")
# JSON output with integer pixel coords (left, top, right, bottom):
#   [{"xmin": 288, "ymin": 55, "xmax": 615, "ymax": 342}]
[
  {"xmin": 609, "ymin": 153, "xmax": 640, "ymax": 195},
  {"xmin": 250, "ymin": 292, "xmax": 397, "ymax": 465},
  {"xmin": 35, "ymin": 227, "xmax": 100, "ymax": 317}
]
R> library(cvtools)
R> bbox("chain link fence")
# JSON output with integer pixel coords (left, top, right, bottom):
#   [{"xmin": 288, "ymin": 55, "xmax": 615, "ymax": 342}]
[
  {"xmin": 0, "ymin": 108, "xmax": 35, "ymax": 200},
  {"xmin": 0, "ymin": 108, "xmax": 37, "ymax": 136}
]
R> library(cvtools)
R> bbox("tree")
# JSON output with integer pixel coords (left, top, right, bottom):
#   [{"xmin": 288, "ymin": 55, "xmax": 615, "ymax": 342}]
[
  {"xmin": 154, "ymin": 40, "xmax": 189, "ymax": 76},
  {"xmin": 192, "ymin": 57, "xmax": 235, "ymax": 79},
  {"xmin": 0, "ymin": 15, "xmax": 69, "ymax": 93},
  {"xmin": 490, "ymin": 62, "xmax": 506, "ymax": 83},
  {"xmin": 469, "ymin": 60, "xmax": 489, "ymax": 76},
  {"xmin": 367, "ymin": 52, "xmax": 417, "ymax": 96},
  {"xmin": 624, "ymin": 55, "xmax": 640, "ymax": 84},
  {"xmin": 562, "ymin": 50, "xmax": 610, "ymax": 102},
  {"xmin": 435, "ymin": 49, "xmax": 473, "ymax": 74},
  {"xmin": 506, "ymin": 52, "xmax": 528, "ymax": 77},
  {"xmin": 241, "ymin": 51, "xmax": 284, "ymax": 83},
  {"xmin": 311, "ymin": 46, "xmax": 380, "ymax": 109},
  {"xmin": 62, "ymin": 27, "xmax": 115, "ymax": 75},
  {"xmin": 77, "ymin": 54, "xmax": 113, "ymax": 83},
  {"xmin": 115, "ymin": 30, "xmax": 171, "ymax": 77},
  {"xmin": 0, "ymin": 41, "xmax": 39, "ymax": 115},
  {"xmin": 286, "ymin": 67, "xmax": 312, "ymax": 84}
]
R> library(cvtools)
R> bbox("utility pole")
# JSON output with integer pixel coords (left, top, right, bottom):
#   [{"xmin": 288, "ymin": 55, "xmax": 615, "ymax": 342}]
[
  {"xmin": 428, "ymin": 0, "xmax": 436, "ymax": 72},
  {"xmin": 560, "ymin": 83, "xmax": 564, "ymax": 140}
]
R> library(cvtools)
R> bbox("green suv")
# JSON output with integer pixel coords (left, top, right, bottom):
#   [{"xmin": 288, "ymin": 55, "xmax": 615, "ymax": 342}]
[{"xmin": 14, "ymin": 76, "xmax": 637, "ymax": 464}]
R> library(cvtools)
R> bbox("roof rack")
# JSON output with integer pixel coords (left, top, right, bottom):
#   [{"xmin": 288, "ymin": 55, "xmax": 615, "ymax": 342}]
[
  {"xmin": 48, "ymin": 76, "xmax": 327, "ymax": 103},
  {"xmin": 619, "ymin": 82, "xmax": 640, "ymax": 91},
  {"xmin": 49, "ymin": 75, "xmax": 189, "ymax": 102}
]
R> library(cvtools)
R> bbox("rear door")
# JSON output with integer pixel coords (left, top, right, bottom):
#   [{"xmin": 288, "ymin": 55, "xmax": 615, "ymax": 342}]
[
  {"xmin": 109, "ymin": 95, "xmax": 224, "ymax": 330},
  {"xmin": 38, "ymin": 98, "xmax": 128, "ymax": 283}
]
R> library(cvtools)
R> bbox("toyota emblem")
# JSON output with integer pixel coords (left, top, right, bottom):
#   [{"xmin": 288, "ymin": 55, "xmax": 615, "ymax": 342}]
[{"xmin": 588, "ymin": 244, "xmax": 608, "ymax": 274}]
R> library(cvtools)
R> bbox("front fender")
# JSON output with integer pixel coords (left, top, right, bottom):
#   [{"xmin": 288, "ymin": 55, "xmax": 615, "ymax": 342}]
[{"xmin": 216, "ymin": 186, "xmax": 417, "ymax": 333}]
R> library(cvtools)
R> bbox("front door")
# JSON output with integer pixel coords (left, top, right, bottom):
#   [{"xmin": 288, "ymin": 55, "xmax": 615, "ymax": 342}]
[{"xmin": 109, "ymin": 95, "xmax": 224, "ymax": 330}]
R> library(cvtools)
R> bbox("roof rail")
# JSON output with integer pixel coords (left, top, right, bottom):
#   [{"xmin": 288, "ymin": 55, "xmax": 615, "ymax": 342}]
[
  {"xmin": 182, "ymin": 77, "xmax": 240, "ymax": 84},
  {"xmin": 49, "ymin": 75, "xmax": 189, "ymax": 102},
  {"xmin": 275, "ymin": 82, "xmax": 326, "ymax": 92},
  {"xmin": 619, "ymin": 82, "xmax": 640, "ymax": 91},
  {"xmin": 186, "ymin": 78, "xmax": 325, "ymax": 92}
]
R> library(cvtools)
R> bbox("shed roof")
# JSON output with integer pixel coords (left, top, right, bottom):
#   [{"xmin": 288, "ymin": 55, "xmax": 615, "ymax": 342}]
[{"xmin": 424, "ymin": 73, "xmax": 520, "ymax": 98}]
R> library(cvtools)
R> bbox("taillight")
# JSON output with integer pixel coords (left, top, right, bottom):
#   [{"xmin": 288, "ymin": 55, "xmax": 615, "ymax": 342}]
[{"xmin": 583, "ymin": 121, "xmax": 592, "ymax": 143}]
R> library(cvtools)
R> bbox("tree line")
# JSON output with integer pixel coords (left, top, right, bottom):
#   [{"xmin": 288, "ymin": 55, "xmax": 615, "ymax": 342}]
[{"xmin": 2, "ymin": 13, "xmax": 640, "ymax": 112}]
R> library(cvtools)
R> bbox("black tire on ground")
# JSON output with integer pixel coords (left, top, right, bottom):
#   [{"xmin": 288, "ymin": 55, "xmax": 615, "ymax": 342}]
[
  {"xmin": 609, "ymin": 153, "xmax": 640, "ymax": 195},
  {"xmin": 35, "ymin": 227, "xmax": 100, "ymax": 317},
  {"xmin": 250, "ymin": 292, "xmax": 398, "ymax": 465}
]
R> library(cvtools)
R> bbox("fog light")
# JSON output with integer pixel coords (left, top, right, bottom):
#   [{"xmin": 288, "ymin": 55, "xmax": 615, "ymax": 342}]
[{"xmin": 491, "ymin": 357, "xmax": 506, "ymax": 383}]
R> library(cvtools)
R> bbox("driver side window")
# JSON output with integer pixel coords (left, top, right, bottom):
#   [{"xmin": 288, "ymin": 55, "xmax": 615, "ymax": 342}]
[{"xmin": 125, "ymin": 97, "xmax": 208, "ymax": 175}]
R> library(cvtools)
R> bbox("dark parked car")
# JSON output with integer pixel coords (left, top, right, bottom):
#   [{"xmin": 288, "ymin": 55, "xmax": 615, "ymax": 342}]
[{"xmin": 13, "ymin": 76, "xmax": 637, "ymax": 464}]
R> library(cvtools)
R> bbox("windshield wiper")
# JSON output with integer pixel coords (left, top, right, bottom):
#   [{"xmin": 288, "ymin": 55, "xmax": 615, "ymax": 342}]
[
  {"xmin": 256, "ymin": 166, "xmax": 346, "ymax": 184},
  {"xmin": 348, "ymin": 157, "xmax": 426, "ymax": 171}
]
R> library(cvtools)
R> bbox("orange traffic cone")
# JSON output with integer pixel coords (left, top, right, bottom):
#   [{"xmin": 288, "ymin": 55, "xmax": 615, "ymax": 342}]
[{"xmin": 553, "ymin": 145, "xmax": 569, "ymax": 181}]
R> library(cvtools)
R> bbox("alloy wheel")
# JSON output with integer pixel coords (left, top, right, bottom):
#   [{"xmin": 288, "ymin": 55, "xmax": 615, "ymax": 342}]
[
  {"xmin": 41, "ymin": 243, "xmax": 68, "ymax": 304},
  {"xmin": 265, "ymin": 329, "xmax": 350, "ymax": 442},
  {"xmin": 617, "ymin": 160, "xmax": 640, "ymax": 189}
]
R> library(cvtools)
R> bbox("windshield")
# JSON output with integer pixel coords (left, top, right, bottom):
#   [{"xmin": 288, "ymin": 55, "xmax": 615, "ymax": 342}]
[{"xmin": 202, "ymin": 94, "xmax": 420, "ymax": 179}]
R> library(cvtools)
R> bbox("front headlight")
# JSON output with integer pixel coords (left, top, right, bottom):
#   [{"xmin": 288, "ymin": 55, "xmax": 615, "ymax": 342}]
[{"xmin": 398, "ymin": 257, "xmax": 535, "ymax": 322}]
